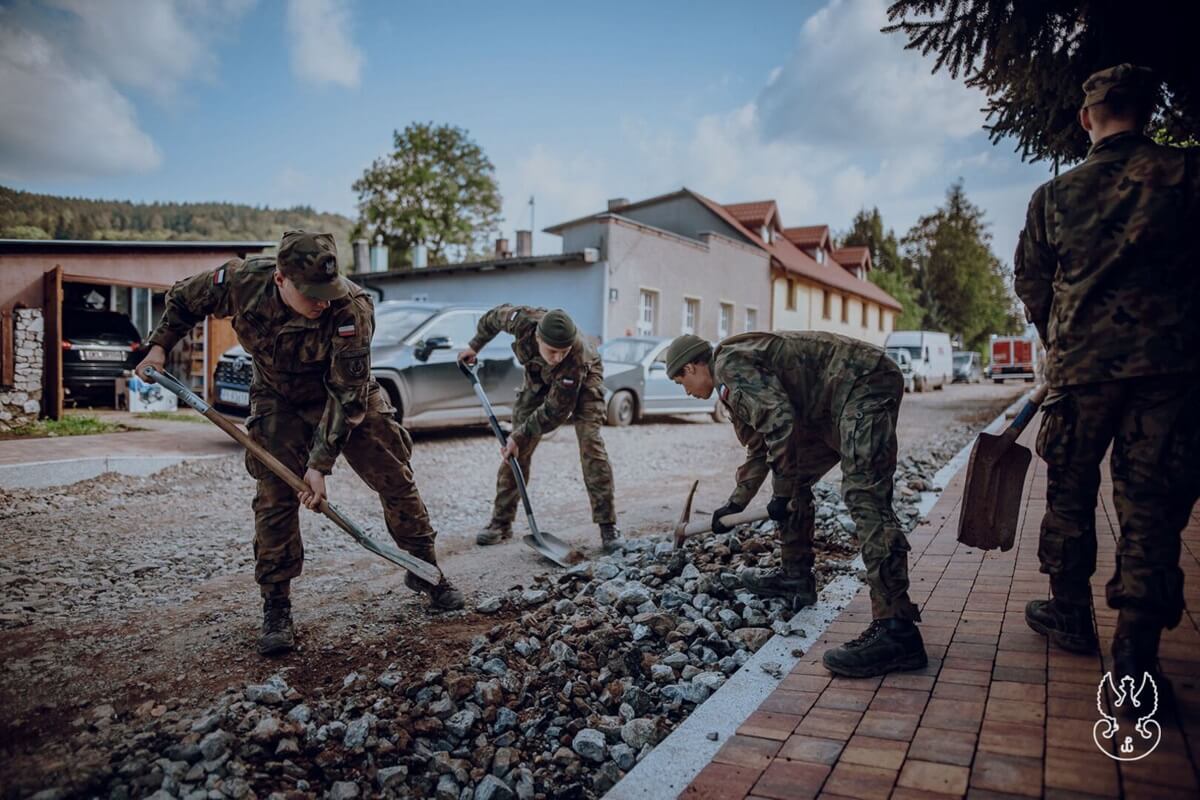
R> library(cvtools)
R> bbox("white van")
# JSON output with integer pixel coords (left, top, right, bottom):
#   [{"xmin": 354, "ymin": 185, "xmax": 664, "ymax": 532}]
[{"xmin": 885, "ymin": 331, "xmax": 954, "ymax": 392}]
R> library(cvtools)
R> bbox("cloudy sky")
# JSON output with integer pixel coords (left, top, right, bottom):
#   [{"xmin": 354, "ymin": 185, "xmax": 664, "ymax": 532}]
[{"xmin": 0, "ymin": 0, "xmax": 1059, "ymax": 260}]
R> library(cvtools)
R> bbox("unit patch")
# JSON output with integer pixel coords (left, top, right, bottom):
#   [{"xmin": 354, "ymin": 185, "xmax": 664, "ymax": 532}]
[
  {"xmin": 337, "ymin": 324, "xmax": 356, "ymax": 338},
  {"xmin": 213, "ymin": 268, "xmax": 226, "ymax": 285}
]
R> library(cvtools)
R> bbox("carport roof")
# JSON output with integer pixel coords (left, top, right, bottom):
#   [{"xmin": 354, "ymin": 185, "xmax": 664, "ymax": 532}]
[{"xmin": 0, "ymin": 239, "xmax": 275, "ymax": 252}]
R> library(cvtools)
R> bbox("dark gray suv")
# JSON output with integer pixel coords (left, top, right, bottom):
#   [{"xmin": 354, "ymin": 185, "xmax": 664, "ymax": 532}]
[{"xmin": 213, "ymin": 302, "xmax": 523, "ymax": 428}]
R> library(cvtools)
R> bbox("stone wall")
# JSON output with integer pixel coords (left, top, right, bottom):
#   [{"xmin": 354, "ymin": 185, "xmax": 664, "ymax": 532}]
[{"xmin": 0, "ymin": 308, "xmax": 44, "ymax": 431}]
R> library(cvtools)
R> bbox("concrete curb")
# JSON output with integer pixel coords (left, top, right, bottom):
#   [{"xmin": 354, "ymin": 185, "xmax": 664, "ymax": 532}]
[
  {"xmin": 0, "ymin": 454, "xmax": 228, "ymax": 490},
  {"xmin": 607, "ymin": 392, "xmax": 1028, "ymax": 799}
]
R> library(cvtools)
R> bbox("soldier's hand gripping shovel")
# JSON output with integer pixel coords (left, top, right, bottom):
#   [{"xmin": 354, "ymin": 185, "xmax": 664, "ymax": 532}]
[
  {"xmin": 144, "ymin": 366, "xmax": 442, "ymax": 585},
  {"xmin": 957, "ymin": 384, "xmax": 1049, "ymax": 552},
  {"xmin": 673, "ymin": 480, "xmax": 770, "ymax": 550},
  {"xmin": 458, "ymin": 361, "xmax": 581, "ymax": 567}
]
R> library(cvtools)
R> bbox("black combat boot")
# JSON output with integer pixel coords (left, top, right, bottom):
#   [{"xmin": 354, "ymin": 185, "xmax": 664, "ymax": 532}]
[
  {"xmin": 476, "ymin": 520, "xmax": 513, "ymax": 546},
  {"xmin": 1025, "ymin": 598, "xmax": 1099, "ymax": 654},
  {"xmin": 822, "ymin": 618, "xmax": 927, "ymax": 678},
  {"xmin": 259, "ymin": 597, "xmax": 295, "ymax": 656},
  {"xmin": 404, "ymin": 551, "xmax": 466, "ymax": 611},
  {"xmin": 740, "ymin": 567, "xmax": 817, "ymax": 609},
  {"xmin": 600, "ymin": 523, "xmax": 625, "ymax": 554},
  {"xmin": 1111, "ymin": 612, "xmax": 1170, "ymax": 703}
]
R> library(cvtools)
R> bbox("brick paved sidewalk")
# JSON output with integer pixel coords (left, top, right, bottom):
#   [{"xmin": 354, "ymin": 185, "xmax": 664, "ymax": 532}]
[{"xmin": 682, "ymin": 420, "xmax": 1200, "ymax": 799}]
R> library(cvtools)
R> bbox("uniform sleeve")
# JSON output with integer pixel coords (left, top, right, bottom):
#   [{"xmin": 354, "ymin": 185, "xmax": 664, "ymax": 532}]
[
  {"xmin": 146, "ymin": 261, "xmax": 239, "ymax": 352},
  {"xmin": 307, "ymin": 295, "xmax": 375, "ymax": 474},
  {"xmin": 468, "ymin": 304, "xmax": 527, "ymax": 352},
  {"xmin": 727, "ymin": 374, "xmax": 799, "ymax": 500},
  {"xmin": 728, "ymin": 409, "xmax": 769, "ymax": 508},
  {"xmin": 511, "ymin": 368, "xmax": 581, "ymax": 445},
  {"xmin": 1014, "ymin": 186, "xmax": 1056, "ymax": 344}
]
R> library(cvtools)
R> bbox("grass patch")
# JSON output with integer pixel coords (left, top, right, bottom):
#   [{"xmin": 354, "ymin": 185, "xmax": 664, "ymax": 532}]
[
  {"xmin": 0, "ymin": 415, "xmax": 133, "ymax": 440},
  {"xmin": 133, "ymin": 411, "xmax": 208, "ymax": 424}
]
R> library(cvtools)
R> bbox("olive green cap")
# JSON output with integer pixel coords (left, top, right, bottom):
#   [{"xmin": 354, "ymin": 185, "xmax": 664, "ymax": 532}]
[
  {"xmin": 1082, "ymin": 63, "xmax": 1156, "ymax": 109},
  {"xmin": 276, "ymin": 230, "xmax": 349, "ymax": 300},
  {"xmin": 666, "ymin": 334, "xmax": 712, "ymax": 378},
  {"xmin": 536, "ymin": 309, "xmax": 577, "ymax": 349}
]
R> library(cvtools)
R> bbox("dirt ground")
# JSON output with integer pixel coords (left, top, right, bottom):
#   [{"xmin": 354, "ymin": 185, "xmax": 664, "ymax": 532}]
[{"xmin": 0, "ymin": 381, "xmax": 1024, "ymax": 780}]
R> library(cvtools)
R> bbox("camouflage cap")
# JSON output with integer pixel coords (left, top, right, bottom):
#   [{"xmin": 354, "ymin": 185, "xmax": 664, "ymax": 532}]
[
  {"xmin": 276, "ymin": 230, "xmax": 348, "ymax": 300},
  {"xmin": 666, "ymin": 334, "xmax": 712, "ymax": 378},
  {"xmin": 1082, "ymin": 63, "xmax": 1156, "ymax": 108}
]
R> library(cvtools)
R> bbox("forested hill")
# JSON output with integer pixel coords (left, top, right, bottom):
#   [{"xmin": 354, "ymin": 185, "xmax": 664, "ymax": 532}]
[{"xmin": 0, "ymin": 186, "xmax": 355, "ymax": 251}]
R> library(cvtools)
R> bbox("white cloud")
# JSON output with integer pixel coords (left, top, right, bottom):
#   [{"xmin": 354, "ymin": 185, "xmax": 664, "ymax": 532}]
[
  {"xmin": 757, "ymin": 0, "xmax": 985, "ymax": 149},
  {"xmin": 286, "ymin": 0, "xmax": 363, "ymax": 89},
  {"xmin": 0, "ymin": 1, "xmax": 253, "ymax": 181},
  {"xmin": 0, "ymin": 21, "xmax": 162, "ymax": 180}
]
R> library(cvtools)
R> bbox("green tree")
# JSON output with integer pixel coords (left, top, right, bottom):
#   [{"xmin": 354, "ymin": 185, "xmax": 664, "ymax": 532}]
[
  {"xmin": 902, "ymin": 181, "xmax": 1022, "ymax": 352},
  {"xmin": 883, "ymin": 1, "xmax": 1195, "ymax": 164},
  {"xmin": 353, "ymin": 122, "xmax": 502, "ymax": 267},
  {"xmin": 840, "ymin": 207, "xmax": 925, "ymax": 330}
]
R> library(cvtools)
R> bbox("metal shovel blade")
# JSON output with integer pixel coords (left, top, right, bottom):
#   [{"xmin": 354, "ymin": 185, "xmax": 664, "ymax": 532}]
[{"xmin": 957, "ymin": 430, "xmax": 1032, "ymax": 552}]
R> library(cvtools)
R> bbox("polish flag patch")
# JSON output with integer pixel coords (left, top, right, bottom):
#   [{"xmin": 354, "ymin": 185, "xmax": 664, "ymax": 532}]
[
  {"xmin": 337, "ymin": 324, "xmax": 356, "ymax": 337},
  {"xmin": 212, "ymin": 268, "xmax": 226, "ymax": 285}
]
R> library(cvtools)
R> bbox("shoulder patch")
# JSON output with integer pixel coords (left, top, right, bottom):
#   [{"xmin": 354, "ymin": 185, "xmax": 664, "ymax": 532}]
[
  {"xmin": 212, "ymin": 268, "xmax": 226, "ymax": 285},
  {"xmin": 561, "ymin": 377, "xmax": 576, "ymax": 387},
  {"xmin": 337, "ymin": 324, "xmax": 356, "ymax": 338},
  {"xmin": 718, "ymin": 383, "xmax": 730, "ymax": 403},
  {"xmin": 510, "ymin": 310, "xmax": 519, "ymax": 321}
]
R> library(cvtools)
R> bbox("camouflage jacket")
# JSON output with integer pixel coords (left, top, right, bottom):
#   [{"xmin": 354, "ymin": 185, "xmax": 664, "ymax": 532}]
[
  {"xmin": 713, "ymin": 331, "xmax": 885, "ymax": 507},
  {"xmin": 147, "ymin": 256, "xmax": 376, "ymax": 474},
  {"xmin": 1015, "ymin": 131, "xmax": 1200, "ymax": 386},
  {"xmin": 468, "ymin": 304, "xmax": 603, "ymax": 444}
]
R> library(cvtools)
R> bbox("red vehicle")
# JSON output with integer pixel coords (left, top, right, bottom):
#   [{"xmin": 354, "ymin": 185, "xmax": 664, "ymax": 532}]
[{"xmin": 990, "ymin": 335, "xmax": 1041, "ymax": 383}]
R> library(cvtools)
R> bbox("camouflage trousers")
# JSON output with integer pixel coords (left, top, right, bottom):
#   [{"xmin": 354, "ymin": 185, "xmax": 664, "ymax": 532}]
[
  {"xmin": 245, "ymin": 389, "xmax": 437, "ymax": 592},
  {"xmin": 491, "ymin": 386, "xmax": 616, "ymax": 527},
  {"xmin": 1036, "ymin": 374, "xmax": 1200, "ymax": 630},
  {"xmin": 779, "ymin": 364, "xmax": 919, "ymax": 621}
]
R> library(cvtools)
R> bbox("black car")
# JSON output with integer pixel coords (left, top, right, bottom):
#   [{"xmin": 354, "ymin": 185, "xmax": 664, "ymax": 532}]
[
  {"xmin": 62, "ymin": 309, "xmax": 143, "ymax": 405},
  {"xmin": 214, "ymin": 302, "xmax": 523, "ymax": 428}
]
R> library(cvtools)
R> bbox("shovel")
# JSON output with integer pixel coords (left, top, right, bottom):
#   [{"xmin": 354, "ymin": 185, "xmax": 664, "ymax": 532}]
[
  {"xmin": 957, "ymin": 384, "xmax": 1049, "ymax": 552},
  {"xmin": 144, "ymin": 366, "xmax": 443, "ymax": 585},
  {"xmin": 458, "ymin": 361, "xmax": 582, "ymax": 567},
  {"xmin": 673, "ymin": 480, "xmax": 770, "ymax": 549}
]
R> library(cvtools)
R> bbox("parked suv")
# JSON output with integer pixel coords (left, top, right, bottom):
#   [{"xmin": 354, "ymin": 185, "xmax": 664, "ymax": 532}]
[
  {"xmin": 952, "ymin": 351, "xmax": 984, "ymax": 383},
  {"xmin": 213, "ymin": 302, "xmax": 523, "ymax": 428},
  {"xmin": 62, "ymin": 309, "xmax": 143, "ymax": 405},
  {"xmin": 600, "ymin": 336, "xmax": 724, "ymax": 425}
]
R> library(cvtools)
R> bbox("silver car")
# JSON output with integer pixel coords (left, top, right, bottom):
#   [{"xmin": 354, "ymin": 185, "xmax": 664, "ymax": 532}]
[
  {"xmin": 213, "ymin": 302, "xmax": 523, "ymax": 429},
  {"xmin": 600, "ymin": 336, "xmax": 725, "ymax": 426}
]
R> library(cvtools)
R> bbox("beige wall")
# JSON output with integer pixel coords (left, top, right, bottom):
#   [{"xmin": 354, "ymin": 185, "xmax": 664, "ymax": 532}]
[
  {"xmin": 604, "ymin": 219, "xmax": 770, "ymax": 342},
  {"xmin": 770, "ymin": 274, "xmax": 895, "ymax": 347}
]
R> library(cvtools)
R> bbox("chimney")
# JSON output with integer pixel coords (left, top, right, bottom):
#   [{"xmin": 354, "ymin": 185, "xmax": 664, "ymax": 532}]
[
  {"xmin": 607, "ymin": 198, "xmax": 629, "ymax": 212},
  {"xmin": 494, "ymin": 238, "xmax": 511, "ymax": 258},
  {"xmin": 515, "ymin": 230, "xmax": 532, "ymax": 257},
  {"xmin": 412, "ymin": 243, "xmax": 428, "ymax": 269},
  {"xmin": 369, "ymin": 234, "xmax": 389, "ymax": 273},
  {"xmin": 353, "ymin": 238, "xmax": 370, "ymax": 273}
]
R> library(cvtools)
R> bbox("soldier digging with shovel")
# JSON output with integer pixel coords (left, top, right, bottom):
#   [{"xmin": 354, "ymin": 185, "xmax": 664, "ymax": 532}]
[
  {"xmin": 135, "ymin": 230, "xmax": 465, "ymax": 657},
  {"xmin": 666, "ymin": 331, "xmax": 926, "ymax": 678}
]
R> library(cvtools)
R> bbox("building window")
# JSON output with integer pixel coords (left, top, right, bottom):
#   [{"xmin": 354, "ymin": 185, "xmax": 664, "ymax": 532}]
[
  {"xmin": 878, "ymin": 309, "xmax": 885, "ymax": 331},
  {"xmin": 816, "ymin": 249, "xmax": 825, "ymax": 265},
  {"xmin": 718, "ymin": 303, "xmax": 732, "ymax": 339},
  {"xmin": 841, "ymin": 295, "xmax": 849, "ymax": 323},
  {"xmin": 786, "ymin": 279, "xmax": 796, "ymax": 311},
  {"xmin": 861, "ymin": 302, "xmax": 868, "ymax": 328},
  {"xmin": 822, "ymin": 290, "xmax": 831, "ymax": 320},
  {"xmin": 682, "ymin": 297, "xmax": 699, "ymax": 335},
  {"xmin": 745, "ymin": 307, "xmax": 758, "ymax": 331},
  {"xmin": 761, "ymin": 226, "xmax": 772, "ymax": 244},
  {"xmin": 638, "ymin": 290, "xmax": 658, "ymax": 336}
]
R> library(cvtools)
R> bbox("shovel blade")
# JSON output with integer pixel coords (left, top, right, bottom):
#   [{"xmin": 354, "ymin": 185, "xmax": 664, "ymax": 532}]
[
  {"xmin": 957, "ymin": 431, "xmax": 1033, "ymax": 552},
  {"xmin": 522, "ymin": 533, "xmax": 581, "ymax": 567}
]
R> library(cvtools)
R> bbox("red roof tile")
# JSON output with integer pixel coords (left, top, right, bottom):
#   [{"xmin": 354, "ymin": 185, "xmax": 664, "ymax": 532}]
[
  {"xmin": 688, "ymin": 191, "xmax": 901, "ymax": 312},
  {"xmin": 724, "ymin": 201, "xmax": 779, "ymax": 230},
  {"xmin": 782, "ymin": 225, "xmax": 830, "ymax": 249},
  {"xmin": 832, "ymin": 246, "xmax": 871, "ymax": 270}
]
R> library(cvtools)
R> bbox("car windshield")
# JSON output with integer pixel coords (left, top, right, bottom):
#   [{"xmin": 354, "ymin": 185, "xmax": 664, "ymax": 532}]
[
  {"xmin": 64, "ymin": 311, "xmax": 140, "ymax": 341},
  {"xmin": 600, "ymin": 339, "xmax": 658, "ymax": 364},
  {"xmin": 885, "ymin": 348, "xmax": 909, "ymax": 364},
  {"xmin": 954, "ymin": 354, "xmax": 972, "ymax": 366},
  {"xmin": 891, "ymin": 345, "xmax": 922, "ymax": 359},
  {"xmin": 374, "ymin": 307, "xmax": 436, "ymax": 343}
]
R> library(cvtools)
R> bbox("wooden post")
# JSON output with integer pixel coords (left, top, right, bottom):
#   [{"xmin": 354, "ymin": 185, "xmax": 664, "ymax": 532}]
[{"xmin": 42, "ymin": 265, "xmax": 63, "ymax": 420}]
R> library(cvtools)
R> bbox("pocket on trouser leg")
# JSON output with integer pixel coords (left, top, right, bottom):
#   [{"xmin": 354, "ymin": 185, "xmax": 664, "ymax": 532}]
[{"xmin": 1035, "ymin": 393, "xmax": 1074, "ymax": 465}]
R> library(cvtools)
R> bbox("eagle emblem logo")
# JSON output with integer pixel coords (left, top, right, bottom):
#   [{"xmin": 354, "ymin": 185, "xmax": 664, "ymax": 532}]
[{"xmin": 1093, "ymin": 671, "xmax": 1161, "ymax": 761}]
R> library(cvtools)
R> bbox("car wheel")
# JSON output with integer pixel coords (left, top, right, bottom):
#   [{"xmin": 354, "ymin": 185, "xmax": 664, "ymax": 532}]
[
  {"xmin": 606, "ymin": 390, "xmax": 635, "ymax": 427},
  {"xmin": 993, "ymin": 378, "xmax": 1004, "ymax": 384},
  {"xmin": 914, "ymin": 376, "xmax": 925, "ymax": 393}
]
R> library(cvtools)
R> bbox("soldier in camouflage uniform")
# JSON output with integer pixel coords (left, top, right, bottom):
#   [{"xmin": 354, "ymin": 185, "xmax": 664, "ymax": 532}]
[
  {"xmin": 136, "ymin": 230, "xmax": 464, "ymax": 656},
  {"xmin": 458, "ymin": 306, "xmax": 622, "ymax": 553},
  {"xmin": 1015, "ymin": 65, "xmax": 1200, "ymax": 681},
  {"xmin": 666, "ymin": 331, "xmax": 926, "ymax": 678}
]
